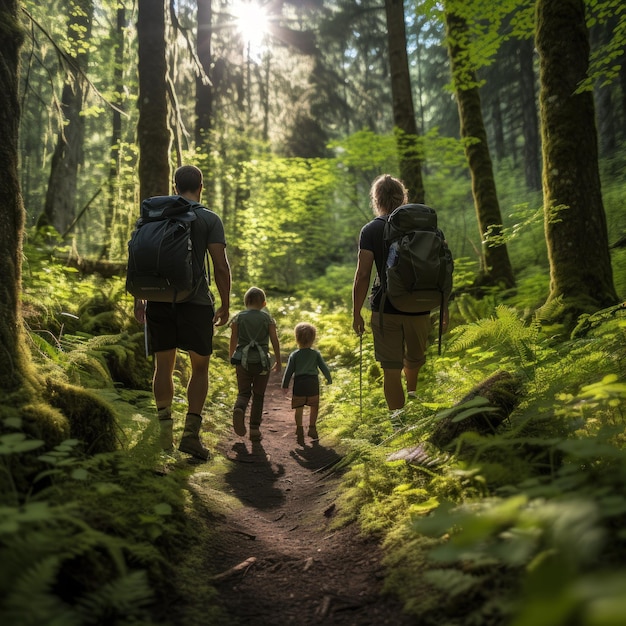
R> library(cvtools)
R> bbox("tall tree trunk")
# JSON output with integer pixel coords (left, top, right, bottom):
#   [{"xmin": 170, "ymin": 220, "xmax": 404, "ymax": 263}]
[
  {"xmin": 0, "ymin": 0, "xmax": 27, "ymax": 392},
  {"xmin": 595, "ymin": 83, "xmax": 616, "ymax": 157},
  {"xmin": 384, "ymin": 0, "xmax": 425, "ymax": 204},
  {"xmin": 40, "ymin": 0, "xmax": 93, "ymax": 235},
  {"xmin": 195, "ymin": 0, "xmax": 212, "ymax": 147},
  {"xmin": 444, "ymin": 5, "xmax": 515, "ymax": 289},
  {"xmin": 536, "ymin": 0, "xmax": 618, "ymax": 320},
  {"xmin": 137, "ymin": 0, "xmax": 171, "ymax": 200},
  {"xmin": 518, "ymin": 38, "xmax": 541, "ymax": 191},
  {"xmin": 620, "ymin": 61, "xmax": 626, "ymax": 142},
  {"xmin": 590, "ymin": 22, "xmax": 617, "ymax": 157},
  {"xmin": 490, "ymin": 92, "xmax": 505, "ymax": 162},
  {"xmin": 101, "ymin": 4, "xmax": 126, "ymax": 260}
]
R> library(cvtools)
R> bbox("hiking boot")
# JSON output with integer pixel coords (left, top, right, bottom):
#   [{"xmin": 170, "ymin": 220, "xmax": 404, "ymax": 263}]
[
  {"xmin": 158, "ymin": 417, "xmax": 174, "ymax": 451},
  {"xmin": 296, "ymin": 426, "xmax": 305, "ymax": 446},
  {"xmin": 178, "ymin": 413, "xmax": 211, "ymax": 461},
  {"xmin": 249, "ymin": 427, "xmax": 262, "ymax": 442},
  {"xmin": 390, "ymin": 409, "xmax": 404, "ymax": 432},
  {"xmin": 407, "ymin": 391, "xmax": 417, "ymax": 400},
  {"xmin": 157, "ymin": 407, "xmax": 173, "ymax": 451},
  {"xmin": 307, "ymin": 425, "xmax": 319, "ymax": 441},
  {"xmin": 232, "ymin": 407, "xmax": 246, "ymax": 436}
]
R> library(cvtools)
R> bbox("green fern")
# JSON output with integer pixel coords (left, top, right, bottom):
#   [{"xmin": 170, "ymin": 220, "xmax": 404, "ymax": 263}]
[{"xmin": 447, "ymin": 305, "xmax": 545, "ymax": 376}]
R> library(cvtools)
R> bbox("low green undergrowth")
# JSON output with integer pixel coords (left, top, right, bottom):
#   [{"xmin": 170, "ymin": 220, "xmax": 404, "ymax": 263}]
[
  {"xmin": 12, "ymin": 245, "xmax": 626, "ymax": 626},
  {"xmin": 321, "ymin": 289, "xmax": 626, "ymax": 626}
]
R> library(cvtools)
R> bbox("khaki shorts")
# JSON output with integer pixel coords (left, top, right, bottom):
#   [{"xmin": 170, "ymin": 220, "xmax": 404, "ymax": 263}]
[{"xmin": 370, "ymin": 311, "xmax": 431, "ymax": 370}]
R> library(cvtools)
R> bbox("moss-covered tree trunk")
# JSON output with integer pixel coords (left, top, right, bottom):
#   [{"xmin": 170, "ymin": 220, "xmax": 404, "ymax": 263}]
[
  {"xmin": 536, "ymin": 0, "xmax": 618, "ymax": 321},
  {"xmin": 137, "ymin": 0, "xmax": 171, "ymax": 200},
  {"xmin": 444, "ymin": 7, "xmax": 515, "ymax": 289},
  {"xmin": 0, "ymin": 0, "xmax": 27, "ymax": 394},
  {"xmin": 0, "ymin": 2, "xmax": 118, "ymax": 468},
  {"xmin": 384, "ymin": 0, "xmax": 425, "ymax": 204},
  {"xmin": 40, "ymin": 0, "xmax": 93, "ymax": 235}
]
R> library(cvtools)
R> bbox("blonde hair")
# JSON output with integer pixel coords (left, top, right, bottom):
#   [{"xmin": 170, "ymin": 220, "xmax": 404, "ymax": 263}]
[
  {"xmin": 369, "ymin": 174, "xmax": 408, "ymax": 216},
  {"xmin": 294, "ymin": 322, "xmax": 316, "ymax": 348},
  {"xmin": 244, "ymin": 286, "xmax": 266, "ymax": 308}
]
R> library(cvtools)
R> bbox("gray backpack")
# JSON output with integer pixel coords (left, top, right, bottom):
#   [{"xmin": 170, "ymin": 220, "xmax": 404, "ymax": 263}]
[{"xmin": 382, "ymin": 203, "xmax": 454, "ymax": 353}]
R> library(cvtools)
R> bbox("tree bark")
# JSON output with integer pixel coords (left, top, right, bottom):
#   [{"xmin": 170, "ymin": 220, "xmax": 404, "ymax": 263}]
[
  {"xmin": 0, "ymin": 0, "xmax": 26, "ymax": 392},
  {"xmin": 620, "ymin": 61, "xmax": 626, "ymax": 142},
  {"xmin": 517, "ymin": 38, "xmax": 541, "ymax": 191},
  {"xmin": 137, "ymin": 0, "xmax": 171, "ymax": 200},
  {"xmin": 40, "ymin": 0, "xmax": 93, "ymax": 235},
  {"xmin": 101, "ymin": 4, "xmax": 126, "ymax": 260},
  {"xmin": 444, "ymin": 6, "xmax": 515, "ymax": 289},
  {"xmin": 490, "ymin": 93, "xmax": 505, "ymax": 163},
  {"xmin": 536, "ymin": 0, "xmax": 619, "ymax": 319},
  {"xmin": 384, "ymin": 0, "xmax": 425, "ymax": 204},
  {"xmin": 195, "ymin": 0, "xmax": 213, "ymax": 147}
]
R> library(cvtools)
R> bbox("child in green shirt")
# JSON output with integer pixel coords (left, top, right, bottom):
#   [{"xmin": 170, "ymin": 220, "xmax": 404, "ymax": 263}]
[
  {"xmin": 281, "ymin": 322, "xmax": 332, "ymax": 446},
  {"xmin": 230, "ymin": 287, "xmax": 281, "ymax": 442}
]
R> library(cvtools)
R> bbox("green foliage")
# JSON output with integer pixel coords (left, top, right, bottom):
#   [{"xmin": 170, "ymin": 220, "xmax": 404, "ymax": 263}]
[
  {"xmin": 323, "ymin": 293, "xmax": 626, "ymax": 625},
  {"xmin": 233, "ymin": 155, "xmax": 340, "ymax": 290},
  {"xmin": 298, "ymin": 264, "xmax": 355, "ymax": 309},
  {"xmin": 0, "ymin": 428, "xmax": 196, "ymax": 625}
]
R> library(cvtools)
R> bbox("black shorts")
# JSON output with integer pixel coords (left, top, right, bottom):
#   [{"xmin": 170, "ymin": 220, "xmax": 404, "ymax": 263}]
[
  {"xmin": 292, "ymin": 375, "xmax": 320, "ymax": 408},
  {"xmin": 146, "ymin": 302, "xmax": 214, "ymax": 356}
]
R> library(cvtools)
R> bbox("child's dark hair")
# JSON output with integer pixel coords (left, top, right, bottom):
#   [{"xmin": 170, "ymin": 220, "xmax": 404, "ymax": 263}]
[
  {"xmin": 369, "ymin": 174, "xmax": 408, "ymax": 216},
  {"xmin": 244, "ymin": 286, "xmax": 266, "ymax": 307},
  {"xmin": 294, "ymin": 322, "xmax": 316, "ymax": 348}
]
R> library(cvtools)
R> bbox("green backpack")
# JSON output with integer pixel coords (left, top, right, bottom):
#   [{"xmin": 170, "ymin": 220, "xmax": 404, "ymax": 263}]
[
  {"xmin": 381, "ymin": 203, "xmax": 454, "ymax": 353},
  {"xmin": 231, "ymin": 313, "xmax": 272, "ymax": 372}
]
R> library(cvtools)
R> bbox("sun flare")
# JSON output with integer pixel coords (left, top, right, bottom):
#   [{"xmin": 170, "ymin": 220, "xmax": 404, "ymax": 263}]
[{"xmin": 233, "ymin": 0, "xmax": 268, "ymax": 52}]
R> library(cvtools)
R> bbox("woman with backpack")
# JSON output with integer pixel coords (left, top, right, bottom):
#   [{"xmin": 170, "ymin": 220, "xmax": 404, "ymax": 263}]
[{"xmin": 351, "ymin": 174, "xmax": 450, "ymax": 429}]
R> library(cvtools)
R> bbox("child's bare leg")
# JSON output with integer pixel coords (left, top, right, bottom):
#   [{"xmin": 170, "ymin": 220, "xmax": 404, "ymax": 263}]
[
  {"xmin": 308, "ymin": 399, "xmax": 320, "ymax": 440},
  {"xmin": 294, "ymin": 406, "xmax": 305, "ymax": 445},
  {"xmin": 309, "ymin": 404, "xmax": 319, "ymax": 427}
]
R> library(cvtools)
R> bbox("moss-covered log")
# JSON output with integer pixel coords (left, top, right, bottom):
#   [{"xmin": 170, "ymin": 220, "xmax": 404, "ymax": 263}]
[
  {"xmin": 428, "ymin": 370, "xmax": 523, "ymax": 449},
  {"xmin": 44, "ymin": 380, "xmax": 120, "ymax": 454}
]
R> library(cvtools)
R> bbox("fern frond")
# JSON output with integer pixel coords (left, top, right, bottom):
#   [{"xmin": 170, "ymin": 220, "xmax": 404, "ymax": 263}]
[{"xmin": 75, "ymin": 570, "xmax": 154, "ymax": 622}]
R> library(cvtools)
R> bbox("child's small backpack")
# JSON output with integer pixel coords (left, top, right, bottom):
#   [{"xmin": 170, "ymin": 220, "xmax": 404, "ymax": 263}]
[
  {"xmin": 126, "ymin": 195, "xmax": 204, "ymax": 303},
  {"xmin": 233, "ymin": 317, "xmax": 272, "ymax": 372},
  {"xmin": 240, "ymin": 335, "xmax": 271, "ymax": 372},
  {"xmin": 382, "ymin": 203, "xmax": 454, "ymax": 353}
]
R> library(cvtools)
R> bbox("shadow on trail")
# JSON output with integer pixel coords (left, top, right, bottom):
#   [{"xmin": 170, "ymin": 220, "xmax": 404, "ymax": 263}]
[
  {"xmin": 223, "ymin": 441, "xmax": 286, "ymax": 510},
  {"xmin": 289, "ymin": 440, "xmax": 344, "ymax": 473}
]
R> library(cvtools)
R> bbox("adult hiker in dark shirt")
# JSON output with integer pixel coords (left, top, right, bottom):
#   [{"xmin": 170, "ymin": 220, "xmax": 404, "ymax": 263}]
[
  {"xmin": 352, "ymin": 174, "xmax": 448, "ymax": 422},
  {"xmin": 134, "ymin": 165, "xmax": 231, "ymax": 460}
]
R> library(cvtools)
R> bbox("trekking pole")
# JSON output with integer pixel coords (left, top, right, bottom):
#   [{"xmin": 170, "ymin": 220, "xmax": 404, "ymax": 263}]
[
  {"xmin": 144, "ymin": 320, "xmax": 149, "ymax": 358},
  {"xmin": 359, "ymin": 332, "xmax": 363, "ymax": 419}
]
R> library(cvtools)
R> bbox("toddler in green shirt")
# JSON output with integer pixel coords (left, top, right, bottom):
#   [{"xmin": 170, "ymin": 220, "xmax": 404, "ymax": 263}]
[{"xmin": 281, "ymin": 322, "xmax": 332, "ymax": 446}]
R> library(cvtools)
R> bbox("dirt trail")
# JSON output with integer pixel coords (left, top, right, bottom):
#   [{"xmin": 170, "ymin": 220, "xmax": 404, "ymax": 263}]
[{"xmin": 203, "ymin": 374, "xmax": 415, "ymax": 625}]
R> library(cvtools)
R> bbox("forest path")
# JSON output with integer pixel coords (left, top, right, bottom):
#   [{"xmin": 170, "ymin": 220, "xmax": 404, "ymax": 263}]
[{"xmin": 199, "ymin": 373, "xmax": 414, "ymax": 625}]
